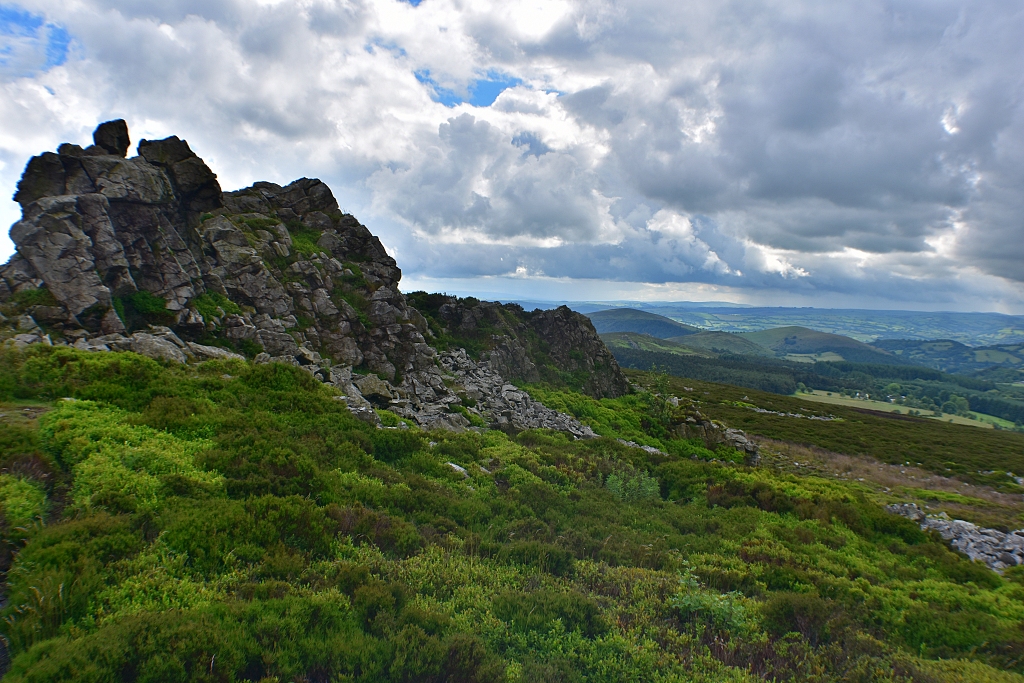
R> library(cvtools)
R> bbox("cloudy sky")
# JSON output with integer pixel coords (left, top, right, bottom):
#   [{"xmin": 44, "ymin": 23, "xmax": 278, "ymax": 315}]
[{"xmin": 1, "ymin": 0, "xmax": 1023, "ymax": 311}]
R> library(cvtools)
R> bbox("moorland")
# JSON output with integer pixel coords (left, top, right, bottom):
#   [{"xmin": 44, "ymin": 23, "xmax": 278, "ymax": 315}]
[{"xmin": 1, "ymin": 122, "xmax": 1024, "ymax": 683}]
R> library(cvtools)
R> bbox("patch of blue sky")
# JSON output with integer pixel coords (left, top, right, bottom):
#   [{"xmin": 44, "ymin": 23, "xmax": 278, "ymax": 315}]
[
  {"xmin": 415, "ymin": 70, "xmax": 462, "ymax": 107},
  {"xmin": 401, "ymin": 0, "xmax": 424, "ymax": 6},
  {"xmin": 0, "ymin": 4, "xmax": 70, "ymax": 74},
  {"xmin": 365, "ymin": 38, "xmax": 406, "ymax": 58},
  {"xmin": 468, "ymin": 72, "xmax": 522, "ymax": 107},
  {"xmin": 0, "ymin": 5, "xmax": 43, "ymax": 37},
  {"xmin": 417, "ymin": 69, "xmax": 522, "ymax": 108},
  {"xmin": 43, "ymin": 24, "xmax": 69, "ymax": 68}
]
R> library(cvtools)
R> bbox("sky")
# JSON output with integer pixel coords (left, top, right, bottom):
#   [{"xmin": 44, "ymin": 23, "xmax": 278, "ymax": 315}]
[{"xmin": 1, "ymin": 0, "xmax": 1023, "ymax": 313}]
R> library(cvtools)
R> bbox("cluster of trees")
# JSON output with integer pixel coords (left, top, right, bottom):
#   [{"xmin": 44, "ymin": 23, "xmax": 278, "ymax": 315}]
[{"xmin": 613, "ymin": 347, "xmax": 1024, "ymax": 427}]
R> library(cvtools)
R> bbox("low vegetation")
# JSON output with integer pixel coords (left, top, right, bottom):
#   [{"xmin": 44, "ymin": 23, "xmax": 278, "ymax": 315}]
[
  {"xmin": 611, "ymin": 343, "xmax": 1024, "ymax": 428},
  {"xmin": 0, "ymin": 346, "xmax": 1022, "ymax": 681}
]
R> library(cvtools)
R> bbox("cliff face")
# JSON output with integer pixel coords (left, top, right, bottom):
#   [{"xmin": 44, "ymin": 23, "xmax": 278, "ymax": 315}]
[
  {"xmin": 1, "ymin": 120, "xmax": 628, "ymax": 433},
  {"xmin": 409, "ymin": 294, "xmax": 630, "ymax": 399}
]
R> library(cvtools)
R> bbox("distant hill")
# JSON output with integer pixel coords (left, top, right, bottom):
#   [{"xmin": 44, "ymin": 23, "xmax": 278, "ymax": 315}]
[
  {"xmin": 594, "ymin": 305, "xmax": 1024, "ymax": 346},
  {"xmin": 872, "ymin": 339, "xmax": 1024, "ymax": 376},
  {"xmin": 600, "ymin": 332, "xmax": 712, "ymax": 357},
  {"xmin": 668, "ymin": 330, "xmax": 773, "ymax": 357},
  {"xmin": 739, "ymin": 326, "xmax": 907, "ymax": 365},
  {"xmin": 587, "ymin": 308, "xmax": 700, "ymax": 339}
]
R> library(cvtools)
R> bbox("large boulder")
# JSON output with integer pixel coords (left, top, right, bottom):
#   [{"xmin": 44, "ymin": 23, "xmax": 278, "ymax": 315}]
[{"xmin": 93, "ymin": 119, "xmax": 131, "ymax": 157}]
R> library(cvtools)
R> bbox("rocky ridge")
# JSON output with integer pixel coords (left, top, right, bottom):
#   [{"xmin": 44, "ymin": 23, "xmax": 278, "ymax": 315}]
[
  {"xmin": 420, "ymin": 295, "xmax": 631, "ymax": 399},
  {"xmin": 0, "ymin": 120, "xmax": 767, "ymax": 455},
  {"xmin": 886, "ymin": 502, "xmax": 1024, "ymax": 572},
  {"xmin": 0, "ymin": 120, "xmax": 629, "ymax": 437}
]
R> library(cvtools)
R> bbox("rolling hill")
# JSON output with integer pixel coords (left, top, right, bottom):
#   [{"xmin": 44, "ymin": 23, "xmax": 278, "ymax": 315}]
[
  {"xmin": 586, "ymin": 308, "xmax": 700, "ymax": 338},
  {"xmin": 872, "ymin": 339, "xmax": 1024, "ymax": 375},
  {"xmin": 668, "ymin": 330, "xmax": 774, "ymax": 356},
  {"xmin": 740, "ymin": 326, "xmax": 907, "ymax": 365},
  {"xmin": 600, "ymin": 332, "xmax": 712, "ymax": 356}
]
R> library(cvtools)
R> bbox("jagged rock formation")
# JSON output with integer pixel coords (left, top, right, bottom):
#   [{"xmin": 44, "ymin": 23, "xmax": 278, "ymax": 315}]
[
  {"xmin": 410, "ymin": 294, "xmax": 630, "ymax": 399},
  {"xmin": 0, "ymin": 120, "xmax": 627, "ymax": 439},
  {"xmin": 886, "ymin": 502, "xmax": 1024, "ymax": 572}
]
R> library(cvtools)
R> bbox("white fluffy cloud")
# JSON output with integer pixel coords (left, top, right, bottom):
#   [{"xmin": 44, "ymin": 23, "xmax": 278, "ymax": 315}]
[{"xmin": 1, "ymin": 0, "xmax": 1023, "ymax": 311}]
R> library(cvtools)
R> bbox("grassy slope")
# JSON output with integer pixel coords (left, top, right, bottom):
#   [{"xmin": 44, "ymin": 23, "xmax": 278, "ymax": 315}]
[
  {"xmin": 623, "ymin": 369, "xmax": 1024, "ymax": 491},
  {"xmin": 795, "ymin": 390, "xmax": 1016, "ymax": 429},
  {"xmin": 600, "ymin": 332, "xmax": 711, "ymax": 356},
  {"xmin": 586, "ymin": 308, "xmax": 700, "ymax": 339},
  {"xmin": 741, "ymin": 326, "xmax": 905, "ymax": 365},
  {"xmin": 668, "ymin": 331, "xmax": 774, "ymax": 356},
  {"xmin": 1, "ymin": 346, "xmax": 1023, "ymax": 681}
]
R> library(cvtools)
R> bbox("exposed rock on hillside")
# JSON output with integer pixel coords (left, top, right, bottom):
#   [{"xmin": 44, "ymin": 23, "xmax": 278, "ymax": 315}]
[
  {"xmin": 887, "ymin": 502, "xmax": 1024, "ymax": 572},
  {"xmin": 410, "ymin": 294, "xmax": 630, "ymax": 399},
  {"xmin": 1, "ymin": 120, "xmax": 627, "ymax": 439}
]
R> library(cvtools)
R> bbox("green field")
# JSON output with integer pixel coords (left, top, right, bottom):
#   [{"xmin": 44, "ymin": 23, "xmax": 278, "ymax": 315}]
[{"xmin": 794, "ymin": 390, "xmax": 1015, "ymax": 429}]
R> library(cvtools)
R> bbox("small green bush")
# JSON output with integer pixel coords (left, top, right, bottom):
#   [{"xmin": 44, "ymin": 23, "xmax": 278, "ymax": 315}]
[
  {"xmin": 605, "ymin": 470, "xmax": 660, "ymax": 503},
  {"xmin": 192, "ymin": 292, "xmax": 241, "ymax": 321},
  {"xmin": 9, "ymin": 287, "xmax": 58, "ymax": 310},
  {"xmin": 286, "ymin": 220, "xmax": 323, "ymax": 256},
  {"xmin": 370, "ymin": 429, "xmax": 425, "ymax": 463},
  {"xmin": 493, "ymin": 589, "xmax": 607, "ymax": 638},
  {"xmin": 494, "ymin": 540, "xmax": 575, "ymax": 577},
  {"xmin": 112, "ymin": 290, "xmax": 174, "ymax": 331},
  {"xmin": 762, "ymin": 591, "xmax": 834, "ymax": 646},
  {"xmin": 0, "ymin": 475, "xmax": 46, "ymax": 527}
]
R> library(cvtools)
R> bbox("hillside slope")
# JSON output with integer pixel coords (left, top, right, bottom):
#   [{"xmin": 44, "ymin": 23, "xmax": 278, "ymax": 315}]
[
  {"xmin": 586, "ymin": 308, "xmax": 700, "ymax": 338},
  {"xmin": 2, "ymin": 121, "xmax": 1024, "ymax": 683},
  {"xmin": 873, "ymin": 339, "xmax": 1024, "ymax": 375},
  {"xmin": 668, "ymin": 330, "xmax": 774, "ymax": 356},
  {"xmin": 741, "ymin": 326, "xmax": 906, "ymax": 364},
  {"xmin": 600, "ymin": 331, "xmax": 713, "ymax": 356}
]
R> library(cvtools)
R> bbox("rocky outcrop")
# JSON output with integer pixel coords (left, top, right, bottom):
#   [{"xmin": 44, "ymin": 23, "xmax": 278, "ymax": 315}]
[
  {"xmin": 1, "ymin": 120, "xmax": 625, "ymax": 441},
  {"xmin": 421, "ymin": 296, "xmax": 629, "ymax": 399},
  {"xmin": 319, "ymin": 348, "xmax": 596, "ymax": 437},
  {"xmin": 886, "ymin": 502, "xmax": 1024, "ymax": 572},
  {"xmin": 5, "ymin": 121, "xmax": 221, "ymax": 334},
  {"xmin": 527, "ymin": 305, "xmax": 631, "ymax": 399},
  {"xmin": 661, "ymin": 395, "xmax": 760, "ymax": 464},
  {"xmin": 1, "ymin": 120, "xmax": 435, "ymax": 383}
]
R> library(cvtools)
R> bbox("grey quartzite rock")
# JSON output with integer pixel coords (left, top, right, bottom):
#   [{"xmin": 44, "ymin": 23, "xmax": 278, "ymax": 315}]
[
  {"xmin": 887, "ymin": 502, "xmax": 1024, "ymax": 572},
  {"xmin": 0, "ymin": 120, "xmax": 709, "ymax": 445}
]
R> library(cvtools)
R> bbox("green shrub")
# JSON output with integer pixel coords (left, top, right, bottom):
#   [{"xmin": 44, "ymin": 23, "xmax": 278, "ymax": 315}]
[
  {"xmin": 605, "ymin": 470, "xmax": 660, "ymax": 503},
  {"xmin": 494, "ymin": 540, "xmax": 575, "ymax": 577},
  {"xmin": 375, "ymin": 409, "xmax": 405, "ymax": 427},
  {"xmin": 113, "ymin": 290, "xmax": 174, "ymax": 331},
  {"xmin": 1, "ymin": 513, "xmax": 144, "ymax": 652},
  {"xmin": 0, "ymin": 475, "xmax": 47, "ymax": 527},
  {"xmin": 40, "ymin": 401, "xmax": 222, "ymax": 513},
  {"xmin": 493, "ymin": 589, "xmax": 607, "ymax": 638},
  {"xmin": 242, "ymin": 216, "xmax": 280, "ymax": 231},
  {"xmin": 370, "ymin": 429, "xmax": 425, "ymax": 463},
  {"xmin": 191, "ymin": 292, "xmax": 241, "ymax": 321},
  {"xmin": 762, "ymin": 591, "xmax": 835, "ymax": 646},
  {"xmin": 286, "ymin": 220, "xmax": 323, "ymax": 256},
  {"xmin": 9, "ymin": 287, "xmax": 58, "ymax": 310},
  {"xmin": 329, "ymin": 505, "xmax": 424, "ymax": 557}
]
